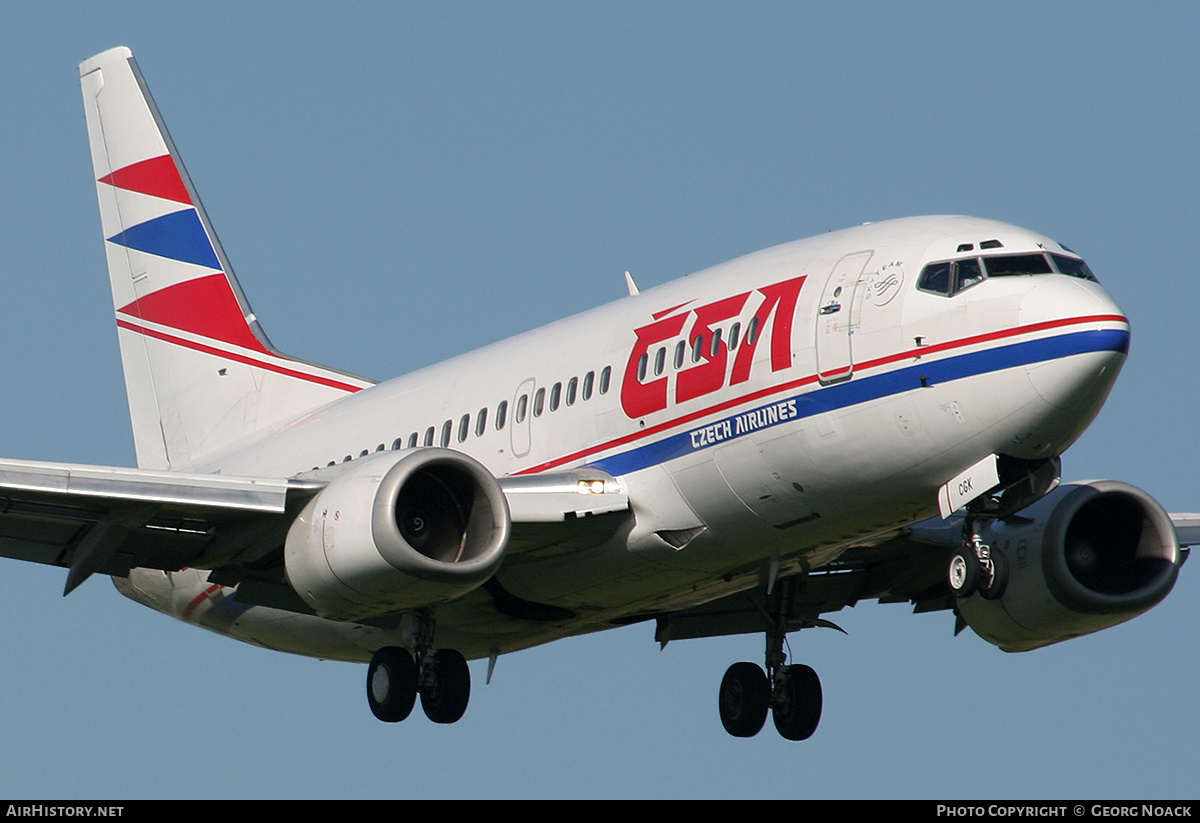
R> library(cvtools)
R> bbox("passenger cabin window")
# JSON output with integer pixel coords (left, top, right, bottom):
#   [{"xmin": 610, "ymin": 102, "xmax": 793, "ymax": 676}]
[
  {"xmin": 566, "ymin": 377, "xmax": 577, "ymax": 406},
  {"xmin": 424, "ymin": 427, "xmax": 435, "ymax": 447},
  {"xmin": 550, "ymin": 382, "xmax": 562, "ymax": 411},
  {"xmin": 582, "ymin": 371, "xmax": 594, "ymax": 400},
  {"xmin": 599, "ymin": 366, "xmax": 611, "ymax": 394},
  {"xmin": 408, "ymin": 433, "xmax": 419, "ymax": 448},
  {"xmin": 515, "ymin": 394, "xmax": 528, "ymax": 423},
  {"xmin": 533, "ymin": 388, "xmax": 546, "ymax": 417},
  {"xmin": 440, "ymin": 420, "xmax": 452, "ymax": 447},
  {"xmin": 495, "ymin": 400, "xmax": 508, "ymax": 430}
]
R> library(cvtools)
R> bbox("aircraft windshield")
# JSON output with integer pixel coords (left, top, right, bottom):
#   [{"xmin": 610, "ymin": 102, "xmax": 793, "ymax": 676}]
[{"xmin": 917, "ymin": 251, "xmax": 1098, "ymax": 296}]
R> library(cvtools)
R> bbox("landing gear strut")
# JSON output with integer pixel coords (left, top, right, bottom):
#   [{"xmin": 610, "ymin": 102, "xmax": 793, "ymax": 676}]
[
  {"xmin": 717, "ymin": 577, "xmax": 824, "ymax": 741},
  {"xmin": 366, "ymin": 611, "xmax": 471, "ymax": 724}
]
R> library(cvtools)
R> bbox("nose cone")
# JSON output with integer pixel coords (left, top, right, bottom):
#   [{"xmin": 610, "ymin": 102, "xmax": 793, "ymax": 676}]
[{"xmin": 1018, "ymin": 277, "xmax": 1129, "ymax": 449}]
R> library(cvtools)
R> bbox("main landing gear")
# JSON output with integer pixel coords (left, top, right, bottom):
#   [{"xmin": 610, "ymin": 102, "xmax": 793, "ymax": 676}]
[
  {"xmin": 366, "ymin": 613, "xmax": 471, "ymax": 725},
  {"xmin": 719, "ymin": 658, "xmax": 822, "ymax": 741},
  {"xmin": 717, "ymin": 577, "xmax": 824, "ymax": 741},
  {"xmin": 367, "ymin": 646, "xmax": 471, "ymax": 724}
]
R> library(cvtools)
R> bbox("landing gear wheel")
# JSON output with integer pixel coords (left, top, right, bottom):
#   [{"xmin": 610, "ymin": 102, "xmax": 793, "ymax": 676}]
[
  {"xmin": 948, "ymin": 549, "xmax": 980, "ymax": 598},
  {"xmin": 979, "ymin": 548, "xmax": 1009, "ymax": 600},
  {"xmin": 420, "ymin": 648, "xmax": 471, "ymax": 724},
  {"xmin": 367, "ymin": 646, "xmax": 418, "ymax": 723},
  {"xmin": 772, "ymin": 664, "xmax": 822, "ymax": 741},
  {"xmin": 719, "ymin": 661, "xmax": 770, "ymax": 737}
]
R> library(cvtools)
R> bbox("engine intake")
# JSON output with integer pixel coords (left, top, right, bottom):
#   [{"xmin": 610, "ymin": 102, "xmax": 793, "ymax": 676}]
[
  {"xmin": 285, "ymin": 449, "xmax": 510, "ymax": 620},
  {"xmin": 956, "ymin": 480, "xmax": 1180, "ymax": 651}
]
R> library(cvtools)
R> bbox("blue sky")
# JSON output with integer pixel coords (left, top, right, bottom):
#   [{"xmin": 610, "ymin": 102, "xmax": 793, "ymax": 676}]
[{"xmin": 0, "ymin": 1, "xmax": 1197, "ymax": 799}]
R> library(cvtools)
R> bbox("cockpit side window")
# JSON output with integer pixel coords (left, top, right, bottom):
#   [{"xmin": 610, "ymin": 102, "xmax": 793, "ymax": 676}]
[
  {"xmin": 956, "ymin": 258, "xmax": 984, "ymax": 291},
  {"xmin": 917, "ymin": 259, "xmax": 984, "ymax": 297},
  {"xmin": 917, "ymin": 262, "xmax": 952, "ymax": 295},
  {"xmin": 1049, "ymin": 253, "xmax": 1099, "ymax": 282}
]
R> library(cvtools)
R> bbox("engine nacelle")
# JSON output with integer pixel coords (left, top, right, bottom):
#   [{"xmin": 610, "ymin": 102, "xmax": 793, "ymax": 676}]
[
  {"xmin": 285, "ymin": 449, "xmax": 510, "ymax": 621},
  {"xmin": 956, "ymin": 480, "xmax": 1181, "ymax": 651}
]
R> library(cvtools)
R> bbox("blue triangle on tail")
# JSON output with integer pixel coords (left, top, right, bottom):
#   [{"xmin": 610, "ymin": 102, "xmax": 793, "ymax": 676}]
[{"xmin": 106, "ymin": 208, "xmax": 220, "ymax": 270}]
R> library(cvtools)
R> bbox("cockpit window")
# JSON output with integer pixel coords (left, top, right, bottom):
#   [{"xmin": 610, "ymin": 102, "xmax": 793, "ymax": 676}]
[
  {"xmin": 1049, "ymin": 253, "xmax": 1098, "ymax": 282},
  {"xmin": 917, "ymin": 262, "xmax": 951, "ymax": 295},
  {"xmin": 917, "ymin": 260, "xmax": 983, "ymax": 297},
  {"xmin": 918, "ymin": 250, "xmax": 1098, "ymax": 297},
  {"xmin": 983, "ymin": 253, "xmax": 1053, "ymax": 277},
  {"xmin": 957, "ymin": 258, "xmax": 984, "ymax": 291}
]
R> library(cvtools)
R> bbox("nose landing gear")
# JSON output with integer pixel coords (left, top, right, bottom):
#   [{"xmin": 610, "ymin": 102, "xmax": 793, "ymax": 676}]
[{"xmin": 949, "ymin": 523, "xmax": 1009, "ymax": 600}]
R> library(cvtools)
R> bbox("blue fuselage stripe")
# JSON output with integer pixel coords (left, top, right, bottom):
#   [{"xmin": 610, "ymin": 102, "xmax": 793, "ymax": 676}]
[{"xmin": 586, "ymin": 328, "xmax": 1130, "ymax": 476}]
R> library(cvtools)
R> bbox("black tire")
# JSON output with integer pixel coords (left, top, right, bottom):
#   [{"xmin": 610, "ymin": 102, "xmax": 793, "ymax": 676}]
[
  {"xmin": 772, "ymin": 664, "xmax": 822, "ymax": 741},
  {"xmin": 367, "ymin": 646, "xmax": 418, "ymax": 723},
  {"xmin": 718, "ymin": 662, "xmax": 769, "ymax": 738},
  {"xmin": 948, "ymin": 549, "xmax": 980, "ymax": 598},
  {"xmin": 420, "ymin": 648, "xmax": 471, "ymax": 724},
  {"xmin": 979, "ymin": 548, "xmax": 1009, "ymax": 600}
]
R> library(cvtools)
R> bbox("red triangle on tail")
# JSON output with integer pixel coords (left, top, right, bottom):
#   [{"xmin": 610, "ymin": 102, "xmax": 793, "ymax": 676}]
[{"xmin": 99, "ymin": 155, "xmax": 192, "ymax": 205}]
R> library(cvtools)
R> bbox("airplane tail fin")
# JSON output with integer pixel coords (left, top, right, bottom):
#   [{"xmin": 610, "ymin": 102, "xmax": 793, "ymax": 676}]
[{"xmin": 79, "ymin": 48, "xmax": 373, "ymax": 470}]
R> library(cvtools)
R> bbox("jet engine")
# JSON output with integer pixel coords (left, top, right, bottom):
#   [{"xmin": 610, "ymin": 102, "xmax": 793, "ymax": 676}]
[
  {"xmin": 954, "ymin": 480, "xmax": 1181, "ymax": 651},
  {"xmin": 284, "ymin": 449, "xmax": 510, "ymax": 621}
]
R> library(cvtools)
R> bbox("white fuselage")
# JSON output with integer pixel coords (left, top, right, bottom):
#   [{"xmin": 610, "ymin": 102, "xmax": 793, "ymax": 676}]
[{"xmin": 116, "ymin": 215, "xmax": 1130, "ymax": 661}]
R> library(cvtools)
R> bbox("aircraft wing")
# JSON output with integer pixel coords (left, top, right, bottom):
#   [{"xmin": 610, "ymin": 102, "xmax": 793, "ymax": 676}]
[
  {"xmin": 653, "ymin": 528, "xmax": 952, "ymax": 644},
  {"xmin": 0, "ymin": 456, "xmax": 630, "ymax": 599},
  {"xmin": 1168, "ymin": 513, "xmax": 1200, "ymax": 548},
  {"xmin": 656, "ymin": 510, "xmax": 1197, "ymax": 645},
  {"xmin": 0, "ymin": 457, "xmax": 321, "ymax": 595}
]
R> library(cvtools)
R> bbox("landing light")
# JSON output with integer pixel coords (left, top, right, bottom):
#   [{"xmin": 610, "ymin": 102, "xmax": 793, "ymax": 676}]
[{"xmin": 577, "ymin": 480, "xmax": 607, "ymax": 495}]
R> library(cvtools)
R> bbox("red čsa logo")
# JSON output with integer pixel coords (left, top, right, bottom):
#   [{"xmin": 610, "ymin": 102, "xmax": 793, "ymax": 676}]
[{"xmin": 620, "ymin": 275, "xmax": 806, "ymax": 419}]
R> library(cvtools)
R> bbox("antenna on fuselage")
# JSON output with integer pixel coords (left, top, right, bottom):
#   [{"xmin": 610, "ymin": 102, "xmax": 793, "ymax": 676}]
[{"xmin": 624, "ymin": 271, "xmax": 639, "ymax": 296}]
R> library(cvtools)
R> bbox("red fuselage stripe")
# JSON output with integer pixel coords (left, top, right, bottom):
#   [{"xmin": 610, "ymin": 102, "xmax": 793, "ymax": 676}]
[
  {"xmin": 183, "ymin": 583, "xmax": 222, "ymax": 621},
  {"xmin": 513, "ymin": 313, "xmax": 1128, "ymax": 475}
]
